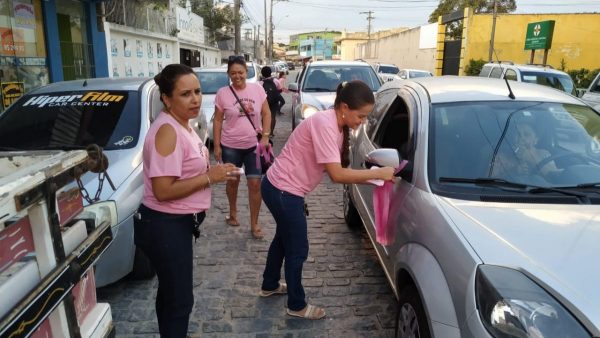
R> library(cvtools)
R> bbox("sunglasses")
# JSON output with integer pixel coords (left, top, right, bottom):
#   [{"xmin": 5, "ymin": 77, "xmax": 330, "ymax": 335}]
[{"xmin": 228, "ymin": 55, "xmax": 246, "ymax": 63}]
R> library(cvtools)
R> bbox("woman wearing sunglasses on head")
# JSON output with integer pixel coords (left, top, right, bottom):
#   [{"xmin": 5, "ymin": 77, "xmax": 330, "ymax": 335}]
[{"xmin": 213, "ymin": 56, "xmax": 272, "ymax": 239}]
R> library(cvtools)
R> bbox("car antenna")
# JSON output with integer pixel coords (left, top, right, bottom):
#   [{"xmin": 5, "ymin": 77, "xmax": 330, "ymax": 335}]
[
  {"xmin": 493, "ymin": 49, "xmax": 515, "ymax": 100},
  {"xmin": 82, "ymin": 79, "xmax": 88, "ymax": 87}
]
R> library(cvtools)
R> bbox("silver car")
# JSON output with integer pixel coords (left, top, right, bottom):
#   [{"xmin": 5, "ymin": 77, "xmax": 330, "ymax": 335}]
[
  {"xmin": 288, "ymin": 60, "xmax": 383, "ymax": 129},
  {"xmin": 0, "ymin": 77, "xmax": 208, "ymax": 287},
  {"xmin": 345, "ymin": 76, "xmax": 600, "ymax": 337}
]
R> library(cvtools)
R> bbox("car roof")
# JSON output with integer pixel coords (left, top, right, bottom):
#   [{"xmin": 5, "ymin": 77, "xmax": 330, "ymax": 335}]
[
  {"xmin": 309, "ymin": 60, "xmax": 372, "ymax": 67},
  {"xmin": 193, "ymin": 67, "xmax": 227, "ymax": 73},
  {"xmin": 378, "ymin": 63, "xmax": 397, "ymax": 67},
  {"xmin": 28, "ymin": 77, "xmax": 152, "ymax": 94},
  {"xmin": 385, "ymin": 76, "xmax": 583, "ymax": 105},
  {"xmin": 484, "ymin": 63, "xmax": 569, "ymax": 75}
]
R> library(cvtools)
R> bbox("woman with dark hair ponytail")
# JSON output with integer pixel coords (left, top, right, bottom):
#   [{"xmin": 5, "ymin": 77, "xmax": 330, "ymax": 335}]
[{"xmin": 258, "ymin": 80, "xmax": 395, "ymax": 320}]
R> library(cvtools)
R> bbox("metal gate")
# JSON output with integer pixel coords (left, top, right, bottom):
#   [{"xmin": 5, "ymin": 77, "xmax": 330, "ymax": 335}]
[{"xmin": 440, "ymin": 10, "xmax": 464, "ymax": 76}]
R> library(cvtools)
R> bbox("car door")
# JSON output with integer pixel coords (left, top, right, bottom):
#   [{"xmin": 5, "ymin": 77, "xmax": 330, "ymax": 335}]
[{"xmin": 352, "ymin": 87, "xmax": 418, "ymax": 249}]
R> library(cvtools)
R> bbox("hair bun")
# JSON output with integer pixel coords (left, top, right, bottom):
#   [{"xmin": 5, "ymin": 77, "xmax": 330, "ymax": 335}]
[{"xmin": 153, "ymin": 73, "xmax": 162, "ymax": 85}]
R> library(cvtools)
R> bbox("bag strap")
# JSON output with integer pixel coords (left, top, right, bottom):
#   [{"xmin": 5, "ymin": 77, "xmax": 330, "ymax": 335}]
[{"xmin": 229, "ymin": 85, "xmax": 259, "ymax": 134}]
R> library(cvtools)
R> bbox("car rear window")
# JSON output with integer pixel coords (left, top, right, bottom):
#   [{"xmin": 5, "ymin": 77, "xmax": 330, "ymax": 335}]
[
  {"xmin": 197, "ymin": 72, "xmax": 229, "ymax": 94},
  {"xmin": 379, "ymin": 65, "xmax": 399, "ymax": 74},
  {"xmin": 0, "ymin": 90, "xmax": 140, "ymax": 151},
  {"xmin": 521, "ymin": 71, "xmax": 575, "ymax": 95},
  {"xmin": 303, "ymin": 65, "xmax": 382, "ymax": 92}
]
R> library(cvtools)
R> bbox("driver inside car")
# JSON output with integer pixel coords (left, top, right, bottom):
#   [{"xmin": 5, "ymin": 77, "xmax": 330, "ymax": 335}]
[{"xmin": 493, "ymin": 123, "xmax": 561, "ymax": 180}]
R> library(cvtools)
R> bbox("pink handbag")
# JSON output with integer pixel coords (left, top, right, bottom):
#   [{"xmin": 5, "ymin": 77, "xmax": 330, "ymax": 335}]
[{"xmin": 373, "ymin": 160, "xmax": 408, "ymax": 246}]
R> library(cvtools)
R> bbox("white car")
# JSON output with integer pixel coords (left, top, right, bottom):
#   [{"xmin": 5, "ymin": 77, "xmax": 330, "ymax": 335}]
[
  {"xmin": 193, "ymin": 67, "xmax": 230, "ymax": 144},
  {"xmin": 581, "ymin": 72, "xmax": 600, "ymax": 111},
  {"xmin": 398, "ymin": 68, "xmax": 433, "ymax": 79},
  {"xmin": 479, "ymin": 62, "xmax": 576, "ymax": 95},
  {"xmin": 288, "ymin": 60, "xmax": 383, "ymax": 129},
  {"xmin": 374, "ymin": 62, "xmax": 401, "ymax": 82}
]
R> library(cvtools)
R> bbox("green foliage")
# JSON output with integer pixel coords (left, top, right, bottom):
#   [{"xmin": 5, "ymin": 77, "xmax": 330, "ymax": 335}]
[
  {"xmin": 187, "ymin": 0, "xmax": 246, "ymax": 43},
  {"xmin": 429, "ymin": 0, "xmax": 517, "ymax": 23},
  {"xmin": 568, "ymin": 68, "xmax": 600, "ymax": 89},
  {"xmin": 559, "ymin": 58, "xmax": 567, "ymax": 71},
  {"xmin": 464, "ymin": 58, "xmax": 487, "ymax": 76}
]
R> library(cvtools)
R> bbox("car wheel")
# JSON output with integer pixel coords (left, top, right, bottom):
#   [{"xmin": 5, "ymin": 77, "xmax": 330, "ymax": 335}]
[
  {"xmin": 128, "ymin": 246, "xmax": 155, "ymax": 280},
  {"xmin": 343, "ymin": 184, "xmax": 362, "ymax": 229},
  {"xmin": 395, "ymin": 284, "xmax": 431, "ymax": 338}
]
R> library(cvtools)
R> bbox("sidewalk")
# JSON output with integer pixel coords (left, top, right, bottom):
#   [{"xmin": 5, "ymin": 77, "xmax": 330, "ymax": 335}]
[{"xmin": 97, "ymin": 96, "xmax": 397, "ymax": 337}]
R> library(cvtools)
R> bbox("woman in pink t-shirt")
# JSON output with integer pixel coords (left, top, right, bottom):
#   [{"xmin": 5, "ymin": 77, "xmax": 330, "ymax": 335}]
[
  {"xmin": 258, "ymin": 81, "xmax": 395, "ymax": 320},
  {"xmin": 213, "ymin": 56, "xmax": 272, "ymax": 239},
  {"xmin": 135, "ymin": 64, "xmax": 236, "ymax": 337}
]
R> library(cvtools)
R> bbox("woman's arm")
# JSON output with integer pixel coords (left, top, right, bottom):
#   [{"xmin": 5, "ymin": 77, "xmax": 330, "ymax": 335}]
[
  {"xmin": 213, "ymin": 107, "xmax": 224, "ymax": 161},
  {"xmin": 150, "ymin": 123, "xmax": 235, "ymax": 201},
  {"xmin": 260, "ymin": 100, "xmax": 272, "ymax": 145},
  {"xmin": 324, "ymin": 163, "xmax": 395, "ymax": 184}
]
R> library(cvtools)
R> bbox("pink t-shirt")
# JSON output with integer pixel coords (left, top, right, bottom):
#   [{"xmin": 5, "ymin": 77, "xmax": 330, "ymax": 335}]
[
  {"xmin": 267, "ymin": 109, "xmax": 343, "ymax": 197},
  {"xmin": 142, "ymin": 112, "xmax": 211, "ymax": 214},
  {"xmin": 215, "ymin": 83, "xmax": 267, "ymax": 149}
]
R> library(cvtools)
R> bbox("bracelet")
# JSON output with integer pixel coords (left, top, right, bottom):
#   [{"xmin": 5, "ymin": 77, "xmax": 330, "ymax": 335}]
[
  {"xmin": 262, "ymin": 132, "xmax": 270, "ymax": 136},
  {"xmin": 205, "ymin": 174, "xmax": 211, "ymax": 187}
]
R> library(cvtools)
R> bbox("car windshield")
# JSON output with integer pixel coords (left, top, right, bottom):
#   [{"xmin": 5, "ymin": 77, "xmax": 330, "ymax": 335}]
[
  {"xmin": 379, "ymin": 65, "xmax": 399, "ymax": 74},
  {"xmin": 410, "ymin": 71, "xmax": 432, "ymax": 78},
  {"xmin": 303, "ymin": 65, "xmax": 382, "ymax": 92},
  {"xmin": 246, "ymin": 64, "xmax": 256, "ymax": 79},
  {"xmin": 430, "ymin": 101, "xmax": 600, "ymax": 189},
  {"xmin": 521, "ymin": 71, "xmax": 576, "ymax": 95},
  {"xmin": 197, "ymin": 72, "xmax": 229, "ymax": 94},
  {"xmin": 0, "ymin": 90, "xmax": 140, "ymax": 151}
]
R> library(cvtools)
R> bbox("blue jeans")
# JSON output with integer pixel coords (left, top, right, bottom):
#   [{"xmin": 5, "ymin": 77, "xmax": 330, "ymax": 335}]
[
  {"xmin": 221, "ymin": 143, "xmax": 262, "ymax": 178},
  {"xmin": 134, "ymin": 204, "xmax": 205, "ymax": 338},
  {"xmin": 261, "ymin": 176, "xmax": 308, "ymax": 311}
]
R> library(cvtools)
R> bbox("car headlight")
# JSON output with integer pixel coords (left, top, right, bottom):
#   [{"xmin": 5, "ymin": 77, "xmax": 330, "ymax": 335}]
[
  {"xmin": 301, "ymin": 104, "xmax": 318, "ymax": 119},
  {"xmin": 476, "ymin": 265, "xmax": 590, "ymax": 338}
]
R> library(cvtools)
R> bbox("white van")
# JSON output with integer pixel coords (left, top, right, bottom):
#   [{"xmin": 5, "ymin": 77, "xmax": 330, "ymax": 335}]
[{"xmin": 581, "ymin": 72, "xmax": 600, "ymax": 111}]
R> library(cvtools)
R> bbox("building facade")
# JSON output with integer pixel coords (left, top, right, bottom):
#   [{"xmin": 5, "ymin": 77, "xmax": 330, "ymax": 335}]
[
  {"xmin": 289, "ymin": 31, "xmax": 341, "ymax": 61},
  {"xmin": 0, "ymin": 0, "xmax": 107, "ymax": 111}
]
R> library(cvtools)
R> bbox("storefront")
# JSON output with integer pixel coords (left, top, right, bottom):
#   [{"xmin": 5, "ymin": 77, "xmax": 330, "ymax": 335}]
[
  {"xmin": 0, "ymin": 0, "xmax": 48, "ymax": 111},
  {"xmin": 0, "ymin": 0, "xmax": 108, "ymax": 112}
]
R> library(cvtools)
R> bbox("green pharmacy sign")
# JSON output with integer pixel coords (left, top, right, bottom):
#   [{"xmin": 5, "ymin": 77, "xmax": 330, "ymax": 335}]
[{"xmin": 524, "ymin": 20, "xmax": 555, "ymax": 50}]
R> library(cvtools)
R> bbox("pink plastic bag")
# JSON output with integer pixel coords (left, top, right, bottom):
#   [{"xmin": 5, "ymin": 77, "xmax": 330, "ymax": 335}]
[{"xmin": 373, "ymin": 180, "xmax": 395, "ymax": 245}]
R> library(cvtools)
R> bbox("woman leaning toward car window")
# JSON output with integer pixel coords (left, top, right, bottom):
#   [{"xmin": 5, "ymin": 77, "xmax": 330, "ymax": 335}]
[
  {"xmin": 213, "ymin": 56, "xmax": 272, "ymax": 239},
  {"xmin": 134, "ymin": 64, "xmax": 236, "ymax": 338},
  {"xmin": 258, "ymin": 81, "xmax": 395, "ymax": 320}
]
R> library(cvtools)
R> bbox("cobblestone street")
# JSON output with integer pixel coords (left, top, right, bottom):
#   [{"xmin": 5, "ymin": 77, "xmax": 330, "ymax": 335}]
[{"xmin": 97, "ymin": 96, "xmax": 398, "ymax": 337}]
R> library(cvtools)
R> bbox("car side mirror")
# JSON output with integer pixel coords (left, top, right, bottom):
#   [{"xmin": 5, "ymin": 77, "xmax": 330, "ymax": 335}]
[
  {"xmin": 288, "ymin": 83, "xmax": 299, "ymax": 92},
  {"xmin": 365, "ymin": 148, "xmax": 401, "ymax": 169}
]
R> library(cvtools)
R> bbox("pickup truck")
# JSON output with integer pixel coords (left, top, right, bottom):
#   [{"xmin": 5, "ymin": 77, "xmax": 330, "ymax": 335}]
[
  {"xmin": 0, "ymin": 149, "xmax": 115, "ymax": 337},
  {"xmin": 581, "ymin": 72, "xmax": 600, "ymax": 111}
]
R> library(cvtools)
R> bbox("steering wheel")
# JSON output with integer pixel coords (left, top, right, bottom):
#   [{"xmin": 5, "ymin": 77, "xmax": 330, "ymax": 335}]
[{"xmin": 532, "ymin": 152, "xmax": 591, "ymax": 175}]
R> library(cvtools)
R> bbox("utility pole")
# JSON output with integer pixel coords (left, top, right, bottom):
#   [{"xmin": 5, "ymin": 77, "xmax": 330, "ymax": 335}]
[
  {"xmin": 488, "ymin": 0, "xmax": 498, "ymax": 61},
  {"xmin": 264, "ymin": 0, "xmax": 268, "ymax": 63},
  {"xmin": 254, "ymin": 25, "xmax": 258, "ymax": 61},
  {"xmin": 234, "ymin": 0, "xmax": 241, "ymax": 54},
  {"xmin": 360, "ymin": 11, "xmax": 374, "ymax": 58},
  {"xmin": 269, "ymin": 0, "xmax": 274, "ymax": 64}
]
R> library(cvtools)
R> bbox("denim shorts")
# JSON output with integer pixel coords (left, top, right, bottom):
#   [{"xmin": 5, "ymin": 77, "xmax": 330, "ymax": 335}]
[{"xmin": 221, "ymin": 143, "xmax": 262, "ymax": 178}]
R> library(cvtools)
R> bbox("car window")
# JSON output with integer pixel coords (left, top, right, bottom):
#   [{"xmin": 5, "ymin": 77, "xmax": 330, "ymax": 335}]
[
  {"xmin": 479, "ymin": 65, "xmax": 493, "ymax": 77},
  {"xmin": 246, "ymin": 64, "xmax": 256, "ymax": 79},
  {"xmin": 197, "ymin": 71, "xmax": 229, "ymax": 94},
  {"xmin": 303, "ymin": 65, "xmax": 381, "ymax": 92},
  {"xmin": 591, "ymin": 76, "xmax": 600, "ymax": 93},
  {"xmin": 521, "ymin": 71, "xmax": 576, "ymax": 95},
  {"xmin": 379, "ymin": 65, "xmax": 399, "ymax": 74},
  {"xmin": 368, "ymin": 88, "xmax": 398, "ymax": 138},
  {"xmin": 410, "ymin": 71, "xmax": 432, "ymax": 78},
  {"xmin": 489, "ymin": 66, "xmax": 504, "ymax": 78},
  {"xmin": 429, "ymin": 101, "xmax": 600, "ymax": 191},
  {"xmin": 0, "ymin": 90, "xmax": 140, "ymax": 150},
  {"xmin": 504, "ymin": 69, "xmax": 518, "ymax": 81}
]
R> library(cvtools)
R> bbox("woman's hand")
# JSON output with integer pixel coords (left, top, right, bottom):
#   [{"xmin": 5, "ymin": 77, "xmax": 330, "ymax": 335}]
[
  {"xmin": 376, "ymin": 167, "xmax": 396, "ymax": 181},
  {"xmin": 213, "ymin": 144, "xmax": 222, "ymax": 163},
  {"xmin": 207, "ymin": 163, "xmax": 237, "ymax": 184},
  {"xmin": 260, "ymin": 134, "xmax": 270, "ymax": 147}
]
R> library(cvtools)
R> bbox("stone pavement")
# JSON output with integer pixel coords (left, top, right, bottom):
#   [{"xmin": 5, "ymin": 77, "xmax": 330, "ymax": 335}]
[{"xmin": 97, "ymin": 94, "xmax": 398, "ymax": 337}]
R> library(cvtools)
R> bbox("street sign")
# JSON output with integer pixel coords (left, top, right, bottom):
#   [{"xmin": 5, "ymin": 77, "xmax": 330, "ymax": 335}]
[{"xmin": 524, "ymin": 20, "xmax": 555, "ymax": 50}]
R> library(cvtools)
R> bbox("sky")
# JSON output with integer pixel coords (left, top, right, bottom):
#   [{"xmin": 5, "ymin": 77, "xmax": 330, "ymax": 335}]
[{"xmin": 238, "ymin": 0, "xmax": 600, "ymax": 44}]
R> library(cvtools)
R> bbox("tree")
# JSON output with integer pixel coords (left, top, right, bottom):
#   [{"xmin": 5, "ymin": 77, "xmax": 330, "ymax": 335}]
[
  {"xmin": 181, "ymin": 0, "xmax": 247, "ymax": 44},
  {"xmin": 428, "ymin": 0, "xmax": 516, "ymax": 23}
]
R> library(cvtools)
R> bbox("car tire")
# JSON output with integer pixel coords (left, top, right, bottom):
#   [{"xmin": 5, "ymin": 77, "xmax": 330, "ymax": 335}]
[
  {"xmin": 343, "ymin": 184, "xmax": 362, "ymax": 229},
  {"xmin": 395, "ymin": 284, "xmax": 431, "ymax": 338},
  {"xmin": 128, "ymin": 246, "xmax": 155, "ymax": 280}
]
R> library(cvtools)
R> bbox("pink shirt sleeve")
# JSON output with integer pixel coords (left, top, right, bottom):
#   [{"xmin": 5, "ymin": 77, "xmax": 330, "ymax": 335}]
[
  {"xmin": 311, "ymin": 114, "xmax": 341, "ymax": 164},
  {"xmin": 146, "ymin": 133, "xmax": 184, "ymax": 178},
  {"xmin": 214, "ymin": 87, "xmax": 226, "ymax": 111}
]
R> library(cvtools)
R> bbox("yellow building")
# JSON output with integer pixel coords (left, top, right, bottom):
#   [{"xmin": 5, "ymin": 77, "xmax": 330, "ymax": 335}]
[{"xmin": 437, "ymin": 9, "xmax": 600, "ymax": 75}]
